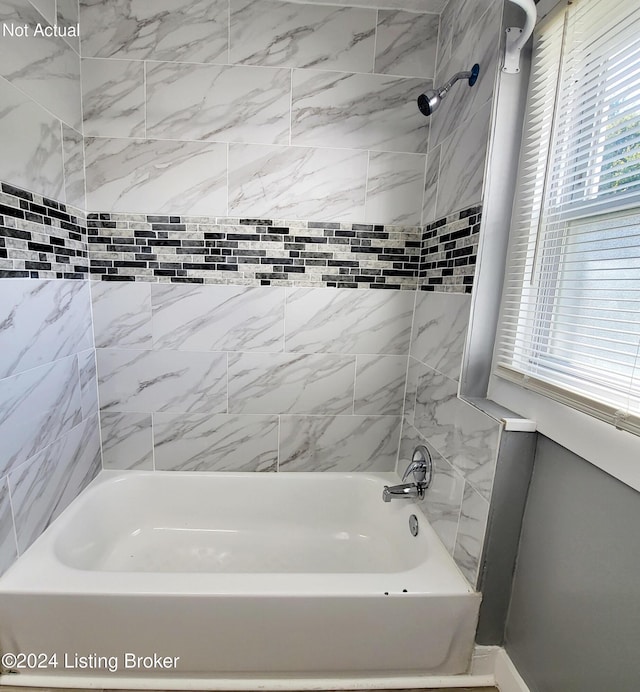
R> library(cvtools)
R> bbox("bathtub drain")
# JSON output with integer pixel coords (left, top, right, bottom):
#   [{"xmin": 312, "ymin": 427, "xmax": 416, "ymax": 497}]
[{"xmin": 409, "ymin": 514, "xmax": 419, "ymax": 536}]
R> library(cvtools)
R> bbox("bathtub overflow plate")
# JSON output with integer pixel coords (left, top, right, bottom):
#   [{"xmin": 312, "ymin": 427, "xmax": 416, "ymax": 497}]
[{"xmin": 409, "ymin": 514, "xmax": 419, "ymax": 537}]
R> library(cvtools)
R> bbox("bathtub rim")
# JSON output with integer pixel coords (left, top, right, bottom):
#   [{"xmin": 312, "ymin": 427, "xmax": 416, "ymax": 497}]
[{"xmin": 0, "ymin": 470, "xmax": 475, "ymax": 597}]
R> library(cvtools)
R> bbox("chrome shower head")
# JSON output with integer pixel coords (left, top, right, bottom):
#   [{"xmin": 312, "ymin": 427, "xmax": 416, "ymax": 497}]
[
  {"xmin": 417, "ymin": 89, "xmax": 441, "ymax": 116},
  {"xmin": 417, "ymin": 63, "xmax": 480, "ymax": 117}
]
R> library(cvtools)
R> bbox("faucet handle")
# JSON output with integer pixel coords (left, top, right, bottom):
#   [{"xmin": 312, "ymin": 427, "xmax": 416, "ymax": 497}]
[
  {"xmin": 402, "ymin": 460, "xmax": 426, "ymax": 483},
  {"xmin": 401, "ymin": 445, "xmax": 433, "ymax": 486}
]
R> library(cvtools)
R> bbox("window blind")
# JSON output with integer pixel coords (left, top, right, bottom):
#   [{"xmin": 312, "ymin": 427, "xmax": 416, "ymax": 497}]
[{"xmin": 494, "ymin": 0, "xmax": 640, "ymax": 435}]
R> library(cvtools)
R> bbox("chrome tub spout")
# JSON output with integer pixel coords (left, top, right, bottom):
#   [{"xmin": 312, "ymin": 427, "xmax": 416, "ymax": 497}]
[{"xmin": 382, "ymin": 445, "xmax": 433, "ymax": 503}]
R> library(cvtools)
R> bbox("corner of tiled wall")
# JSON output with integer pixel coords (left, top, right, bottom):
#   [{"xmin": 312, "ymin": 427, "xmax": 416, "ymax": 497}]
[
  {"xmin": 399, "ymin": 276, "xmax": 504, "ymax": 586},
  {"xmin": 0, "ymin": 272, "xmax": 101, "ymax": 576},
  {"xmin": 0, "ymin": 0, "xmax": 95, "ymax": 577},
  {"xmin": 395, "ymin": 0, "xmax": 506, "ymax": 587}
]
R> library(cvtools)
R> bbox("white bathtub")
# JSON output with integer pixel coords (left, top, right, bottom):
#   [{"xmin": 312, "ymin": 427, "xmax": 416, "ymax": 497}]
[{"xmin": 0, "ymin": 471, "xmax": 481, "ymax": 686}]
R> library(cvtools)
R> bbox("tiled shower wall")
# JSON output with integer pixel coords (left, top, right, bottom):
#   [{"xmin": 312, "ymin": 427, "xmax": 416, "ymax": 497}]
[
  {"xmin": 0, "ymin": 278, "xmax": 100, "ymax": 573},
  {"xmin": 400, "ymin": 289, "xmax": 503, "ymax": 586},
  {"xmin": 92, "ymin": 284, "xmax": 414, "ymax": 473},
  {"xmin": 0, "ymin": 0, "xmax": 508, "ymax": 590},
  {"xmin": 0, "ymin": 1, "xmax": 99, "ymax": 577},
  {"xmin": 0, "ymin": 0, "xmax": 85, "ymax": 207},
  {"xmin": 397, "ymin": 0, "xmax": 505, "ymax": 587},
  {"xmin": 423, "ymin": 0, "xmax": 501, "ymax": 223},
  {"xmin": 79, "ymin": 0, "xmax": 440, "ymax": 225}
]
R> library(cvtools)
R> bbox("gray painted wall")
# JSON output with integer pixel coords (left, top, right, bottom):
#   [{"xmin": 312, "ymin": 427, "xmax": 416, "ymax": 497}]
[{"xmin": 505, "ymin": 435, "xmax": 640, "ymax": 692}]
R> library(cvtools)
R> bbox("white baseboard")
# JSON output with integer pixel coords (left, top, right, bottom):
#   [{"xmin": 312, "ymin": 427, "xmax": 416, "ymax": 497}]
[
  {"xmin": 494, "ymin": 649, "xmax": 531, "ymax": 692},
  {"xmin": 0, "ymin": 648, "xmax": 529, "ymax": 691}
]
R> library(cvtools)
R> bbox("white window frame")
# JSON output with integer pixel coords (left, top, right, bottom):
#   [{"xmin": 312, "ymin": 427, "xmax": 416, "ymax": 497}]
[{"xmin": 488, "ymin": 0, "xmax": 640, "ymax": 492}]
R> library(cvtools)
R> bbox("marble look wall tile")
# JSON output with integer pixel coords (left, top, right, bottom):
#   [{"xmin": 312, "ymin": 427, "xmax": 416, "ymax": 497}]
[
  {"xmin": 0, "ymin": 0, "xmax": 81, "ymax": 129},
  {"xmin": 354, "ymin": 355, "xmax": 407, "ymax": 416},
  {"xmin": 0, "ymin": 280, "xmax": 92, "ymax": 379},
  {"xmin": 449, "ymin": 400, "xmax": 501, "ymax": 501},
  {"xmin": 146, "ymin": 62, "xmax": 290, "ymax": 146},
  {"xmin": 435, "ymin": 100, "xmax": 491, "ymax": 219},
  {"xmin": 311, "ymin": 0, "xmax": 447, "ymax": 10},
  {"xmin": 85, "ymin": 137, "xmax": 227, "ymax": 215},
  {"xmin": 403, "ymin": 357, "xmax": 420, "ymax": 427},
  {"xmin": 28, "ymin": 0, "xmax": 54, "ymax": 23},
  {"xmin": 429, "ymin": 0, "xmax": 501, "ymax": 150},
  {"xmin": 396, "ymin": 416, "xmax": 420, "ymax": 475},
  {"xmin": 437, "ymin": 0, "xmax": 455, "ymax": 67},
  {"xmin": 374, "ymin": 10, "xmax": 439, "ymax": 78},
  {"xmin": 228, "ymin": 352, "xmax": 355, "ymax": 414},
  {"xmin": 451, "ymin": 0, "xmax": 497, "ymax": 57},
  {"xmin": 151, "ymin": 284, "xmax": 284, "ymax": 352},
  {"xmin": 365, "ymin": 151, "xmax": 425, "ymax": 225},
  {"xmin": 97, "ymin": 349, "xmax": 227, "ymax": 414},
  {"xmin": 291, "ymin": 70, "xmax": 429, "ymax": 153},
  {"xmin": 100, "ymin": 411, "xmax": 153, "ymax": 470},
  {"xmin": 78, "ymin": 349, "xmax": 99, "ymax": 420},
  {"xmin": 154, "ymin": 413, "xmax": 278, "ymax": 472},
  {"xmin": 230, "ymin": 0, "xmax": 376, "ymax": 72},
  {"xmin": 62, "ymin": 125, "xmax": 86, "ymax": 209},
  {"xmin": 411, "ymin": 359, "xmax": 500, "ymax": 502},
  {"xmin": 413, "ymin": 363, "xmax": 458, "ymax": 455},
  {"xmin": 422, "ymin": 449, "xmax": 465, "ymax": 556},
  {"xmin": 314, "ymin": 0, "xmax": 447, "ymax": 9},
  {"xmin": 228, "ymin": 144, "xmax": 367, "ymax": 221},
  {"xmin": 454, "ymin": 481, "xmax": 490, "ymax": 586},
  {"xmin": 285, "ymin": 287, "xmax": 414, "ymax": 355},
  {"xmin": 79, "ymin": 0, "xmax": 228, "ymax": 64},
  {"xmin": 0, "ymin": 356, "xmax": 83, "ymax": 477},
  {"xmin": 57, "ymin": 0, "xmax": 80, "ymax": 52},
  {"xmin": 399, "ymin": 424, "xmax": 464, "ymax": 555},
  {"xmin": 91, "ymin": 282, "xmax": 152, "ymax": 349},
  {"xmin": 279, "ymin": 415, "xmax": 400, "ymax": 471},
  {"xmin": 82, "ymin": 58, "xmax": 145, "ymax": 138},
  {"xmin": 411, "ymin": 290, "xmax": 471, "ymax": 381},
  {"xmin": 422, "ymin": 144, "xmax": 440, "ymax": 226},
  {"xmin": 0, "ymin": 478, "xmax": 17, "ymax": 576},
  {"xmin": 9, "ymin": 414, "xmax": 101, "ymax": 555},
  {"xmin": 0, "ymin": 78, "xmax": 64, "ymax": 200}
]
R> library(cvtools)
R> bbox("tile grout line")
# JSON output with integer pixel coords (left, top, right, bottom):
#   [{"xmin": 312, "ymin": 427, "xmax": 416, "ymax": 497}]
[
  {"xmin": 143, "ymin": 60, "xmax": 148, "ymax": 140},
  {"xmin": 5, "ymin": 476, "xmax": 21, "ymax": 561},
  {"xmin": 77, "ymin": 133, "xmax": 429, "ymax": 158},
  {"xmin": 86, "ymin": 280, "xmax": 105, "ymax": 472},
  {"xmin": 75, "ymin": 56, "xmax": 437, "ymax": 79},
  {"xmin": 372, "ymin": 9, "xmax": 379, "ymax": 75},
  {"xmin": 352, "ymin": 355, "xmax": 358, "ymax": 415},
  {"xmin": 150, "ymin": 411, "xmax": 156, "ymax": 471},
  {"xmin": 288, "ymin": 68, "xmax": 293, "ymax": 147}
]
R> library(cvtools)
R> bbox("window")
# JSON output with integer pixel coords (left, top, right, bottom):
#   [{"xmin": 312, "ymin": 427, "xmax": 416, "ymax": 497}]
[{"xmin": 494, "ymin": 0, "xmax": 640, "ymax": 435}]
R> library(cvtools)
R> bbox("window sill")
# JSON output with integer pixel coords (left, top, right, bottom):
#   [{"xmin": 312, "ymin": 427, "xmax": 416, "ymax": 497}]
[
  {"xmin": 463, "ymin": 396, "xmax": 537, "ymax": 432},
  {"xmin": 488, "ymin": 376, "xmax": 640, "ymax": 493}
]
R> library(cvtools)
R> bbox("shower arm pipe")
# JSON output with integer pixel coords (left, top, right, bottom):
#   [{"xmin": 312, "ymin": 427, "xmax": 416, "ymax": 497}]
[
  {"xmin": 436, "ymin": 70, "xmax": 474, "ymax": 98},
  {"xmin": 503, "ymin": 0, "xmax": 537, "ymax": 74}
]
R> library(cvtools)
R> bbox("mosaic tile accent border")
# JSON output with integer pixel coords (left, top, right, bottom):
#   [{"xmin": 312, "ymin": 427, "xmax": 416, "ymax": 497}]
[
  {"xmin": 0, "ymin": 183, "xmax": 88, "ymax": 279},
  {"xmin": 420, "ymin": 205, "xmax": 481, "ymax": 294},
  {"xmin": 0, "ymin": 181, "xmax": 481, "ymax": 291},
  {"xmin": 86, "ymin": 212, "xmax": 421, "ymax": 289}
]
